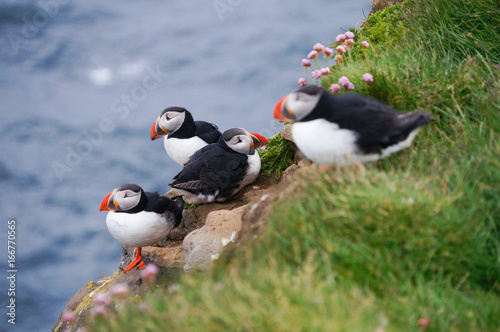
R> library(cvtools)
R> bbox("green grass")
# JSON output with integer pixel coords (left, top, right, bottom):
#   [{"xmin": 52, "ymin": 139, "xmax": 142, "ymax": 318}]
[
  {"xmin": 259, "ymin": 133, "xmax": 298, "ymax": 178},
  {"xmin": 87, "ymin": 0, "xmax": 500, "ymax": 330}
]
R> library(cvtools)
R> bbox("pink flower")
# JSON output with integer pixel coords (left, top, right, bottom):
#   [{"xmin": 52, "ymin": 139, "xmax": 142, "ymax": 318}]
[
  {"xmin": 335, "ymin": 45, "xmax": 347, "ymax": 54},
  {"xmin": 329, "ymin": 84, "xmax": 341, "ymax": 94},
  {"xmin": 141, "ymin": 264, "xmax": 160, "ymax": 284},
  {"xmin": 313, "ymin": 43, "xmax": 325, "ymax": 52},
  {"xmin": 323, "ymin": 47, "xmax": 333, "ymax": 56},
  {"xmin": 109, "ymin": 283, "xmax": 129, "ymax": 298},
  {"xmin": 167, "ymin": 283, "xmax": 180, "ymax": 293},
  {"xmin": 62, "ymin": 309, "xmax": 77, "ymax": 324},
  {"xmin": 90, "ymin": 304, "xmax": 107, "ymax": 317},
  {"xmin": 334, "ymin": 54, "xmax": 342, "ymax": 64},
  {"xmin": 345, "ymin": 31, "xmax": 355, "ymax": 39},
  {"xmin": 362, "ymin": 73, "xmax": 374, "ymax": 83},
  {"xmin": 338, "ymin": 76, "xmax": 350, "ymax": 87},
  {"xmin": 301, "ymin": 59, "xmax": 312, "ymax": 67},
  {"xmin": 346, "ymin": 82, "xmax": 355, "ymax": 90},
  {"xmin": 361, "ymin": 41, "xmax": 369, "ymax": 48},
  {"xmin": 336, "ymin": 34, "xmax": 346, "ymax": 42},
  {"xmin": 418, "ymin": 318, "xmax": 430, "ymax": 328},
  {"xmin": 320, "ymin": 67, "xmax": 331, "ymax": 76},
  {"xmin": 298, "ymin": 77, "xmax": 307, "ymax": 87},
  {"xmin": 94, "ymin": 293, "xmax": 111, "ymax": 306},
  {"xmin": 345, "ymin": 39, "xmax": 355, "ymax": 47},
  {"xmin": 311, "ymin": 70, "xmax": 322, "ymax": 80},
  {"xmin": 307, "ymin": 50, "xmax": 318, "ymax": 59}
]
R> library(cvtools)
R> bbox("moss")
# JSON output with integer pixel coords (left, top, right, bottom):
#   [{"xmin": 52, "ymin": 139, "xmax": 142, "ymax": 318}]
[
  {"xmin": 361, "ymin": 1, "xmax": 408, "ymax": 45},
  {"xmin": 129, "ymin": 294, "xmax": 143, "ymax": 304},
  {"xmin": 258, "ymin": 133, "xmax": 297, "ymax": 179},
  {"xmin": 183, "ymin": 203, "xmax": 196, "ymax": 210}
]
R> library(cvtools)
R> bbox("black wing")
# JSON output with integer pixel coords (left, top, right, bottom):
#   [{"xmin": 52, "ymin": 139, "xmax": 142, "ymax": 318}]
[
  {"xmin": 170, "ymin": 144, "xmax": 248, "ymax": 197},
  {"xmin": 144, "ymin": 192, "xmax": 184, "ymax": 228},
  {"xmin": 144, "ymin": 192, "xmax": 181, "ymax": 214},
  {"xmin": 321, "ymin": 93, "xmax": 405, "ymax": 153},
  {"xmin": 194, "ymin": 121, "xmax": 222, "ymax": 144}
]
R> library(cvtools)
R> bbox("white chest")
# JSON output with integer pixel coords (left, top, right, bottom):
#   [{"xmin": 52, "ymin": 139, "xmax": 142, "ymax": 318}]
[
  {"xmin": 164, "ymin": 136, "xmax": 208, "ymax": 166},
  {"xmin": 105, "ymin": 211, "xmax": 173, "ymax": 247},
  {"xmin": 238, "ymin": 152, "xmax": 261, "ymax": 190},
  {"xmin": 291, "ymin": 119, "xmax": 360, "ymax": 166}
]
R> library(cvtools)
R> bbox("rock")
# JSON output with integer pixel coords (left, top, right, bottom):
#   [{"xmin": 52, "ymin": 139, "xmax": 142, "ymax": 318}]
[
  {"xmin": 280, "ymin": 123, "xmax": 294, "ymax": 141},
  {"xmin": 52, "ymin": 243, "xmax": 183, "ymax": 331},
  {"xmin": 371, "ymin": 0, "xmax": 399, "ymax": 13},
  {"xmin": 183, "ymin": 205, "xmax": 246, "ymax": 271}
]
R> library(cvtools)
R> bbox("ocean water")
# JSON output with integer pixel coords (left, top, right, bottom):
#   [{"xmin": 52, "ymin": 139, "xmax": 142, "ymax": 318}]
[{"xmin": 0, "ymin": 0, "xmax": 371, "ymax": 330}]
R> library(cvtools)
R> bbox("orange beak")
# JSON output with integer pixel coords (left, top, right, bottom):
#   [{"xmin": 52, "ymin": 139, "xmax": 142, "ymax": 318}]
[
  {"xmin": 150, "ymin": 120, "xmax": 161, "ymax": 140},
  {"xmin": 99, "ymin": 192, "xmax": 113, "ymax": 211},
  {"xmin": 250, "ymin": 133, "xmax": 269, "ymax": 147},
  {"xmin": 273, "ymin": 96, "xmax": 288, "ymax": 121}
]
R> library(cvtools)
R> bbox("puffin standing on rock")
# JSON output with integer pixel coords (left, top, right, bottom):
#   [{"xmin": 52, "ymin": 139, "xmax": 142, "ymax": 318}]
[
  {"xmin": 99, "ymin": 184, "xmax": 184, "ymax": 272},
  {"xmin": 274, "ymin": 86, "xmax": 433, "ymax": 166},
  {"xmin": 151, "ymin": 107, "xmax": 222, "ymax": 166},
  {"xmin": 170, "ymin": 128, "xmax": 269, "ymax": 204}
]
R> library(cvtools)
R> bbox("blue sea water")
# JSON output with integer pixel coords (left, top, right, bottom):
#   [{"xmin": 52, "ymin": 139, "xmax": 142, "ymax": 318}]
[{"xmin": 0, "ymin": 0, "xmax": 371, "ymax": 330}]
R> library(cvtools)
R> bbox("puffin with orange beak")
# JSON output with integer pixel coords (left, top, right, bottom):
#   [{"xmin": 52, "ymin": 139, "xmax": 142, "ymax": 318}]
[
  {"xmin": 150, "ymin": 107, "xmax": 221, "ymax": 166},
  {"xmin": 99, "ymin": 184, "xmax": 184, "ymax": 272},
  {"xmin": 274, "ymin": 86, "xmax": 433, "ymax": 166},
  {"xmin": 170, "ymin": 128, "xmax": 269, "ymax": 204}
]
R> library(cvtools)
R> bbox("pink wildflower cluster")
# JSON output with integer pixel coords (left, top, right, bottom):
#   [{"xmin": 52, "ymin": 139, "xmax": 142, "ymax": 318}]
[
  {"xmin": 299, "ymin": 42, "xmax": 335, "ymax": 85},
  {"xmin": 298, "ymin": 31, "xmax": 373, "ymax": 94}
]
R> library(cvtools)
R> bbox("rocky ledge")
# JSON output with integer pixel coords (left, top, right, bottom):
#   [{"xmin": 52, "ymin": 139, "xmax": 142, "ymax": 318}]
[{"xmin": 53, "ymin": 126, "xmax": 317, "ymax": 331}]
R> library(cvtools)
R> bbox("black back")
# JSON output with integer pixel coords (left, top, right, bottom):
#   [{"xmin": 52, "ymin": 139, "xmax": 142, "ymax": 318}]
[
  {"xmin": 304, "ymin": 91, "xmax": 431, "ymax": 153},
  {"xmin": 144, "ymin": 192, "xmax": 185, "ymax": 228},
  {"xmin": 168, "ymin": 109, "xmax": 221, "ymax": 143},
  {"xmin": 169, "ymin": 139, "xmax": 249, "ymax": 200}
]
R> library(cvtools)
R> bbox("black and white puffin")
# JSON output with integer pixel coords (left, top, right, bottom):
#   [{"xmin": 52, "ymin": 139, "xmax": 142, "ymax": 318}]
[
  {"xmin": 150, "ymin": 107, "xmax": 222, "ymax": 166},
  {"xmin": 274, "ymin": 86, "xmax": 433, "ymax": 166},
  {"xmin": 169, "ymin": 128, "xmax": 269, "ymax": 204},
  {"xmin": 99, "ymin": 184, "xmax": 184, "ymax": 272}
]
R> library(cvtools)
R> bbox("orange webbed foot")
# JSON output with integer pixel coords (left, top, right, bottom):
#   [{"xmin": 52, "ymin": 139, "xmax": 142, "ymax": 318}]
[{"xmin": 123, "ymin": 247, "xmax": 144, "ymax": 273}]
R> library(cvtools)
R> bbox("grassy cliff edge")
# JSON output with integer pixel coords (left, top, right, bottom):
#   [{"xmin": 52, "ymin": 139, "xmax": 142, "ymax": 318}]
[{"xmin": 87, "ymin": 0, "xmax": 500, "ymax": 331}]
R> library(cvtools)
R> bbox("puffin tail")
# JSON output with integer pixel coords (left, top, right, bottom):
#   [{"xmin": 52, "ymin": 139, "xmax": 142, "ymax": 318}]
[
  {"xmin": 396, "ymin": 110, "xmax": 434, "ymax": 132},
  {"xmin": 379, "ymin": 110, "xmax": 433, "ymax": 150}
]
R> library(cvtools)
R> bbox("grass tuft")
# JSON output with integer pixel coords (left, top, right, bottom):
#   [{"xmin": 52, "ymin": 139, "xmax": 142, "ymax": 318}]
[{"xmin": 258, "ymin": 133, "xmax": 298, "ymax": 179}]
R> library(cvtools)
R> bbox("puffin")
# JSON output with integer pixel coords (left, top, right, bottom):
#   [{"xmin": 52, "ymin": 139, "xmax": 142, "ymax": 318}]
[
  {"xmin": 273, "ymin": 85, "xmax": 433, "ymax": 166},
  {"xmin": 169, "ymin": 128, "xmax": 269, "ymax": 204},
  {"xmin": 150, "ymin": 107, "xmax": 221, "ymax": 166},
  {"xmin": 99, "ymin": 184, "xmax": 184, "ymax": 272}
]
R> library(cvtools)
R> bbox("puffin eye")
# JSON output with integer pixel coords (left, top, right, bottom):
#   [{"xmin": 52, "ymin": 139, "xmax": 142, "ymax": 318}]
[{"xmin": 165, "ymin": 116, "xmax": 170, "ymax": 121}]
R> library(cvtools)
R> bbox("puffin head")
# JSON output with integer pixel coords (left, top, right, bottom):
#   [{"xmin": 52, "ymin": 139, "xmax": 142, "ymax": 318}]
[
  {"xmin": 150, "ymin": 107, "xmax": 189, "ymax": 140},
  {"xmin": 221, "ymin": 128, "xmax": 269, "ymax": 155},
  {"xmin": 99, "ymin": 184, "xmax": 146, "ymax": 213},
  {"xmin": 273, "ymin": 85, "xmax": 324, "ymax": 122}
]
